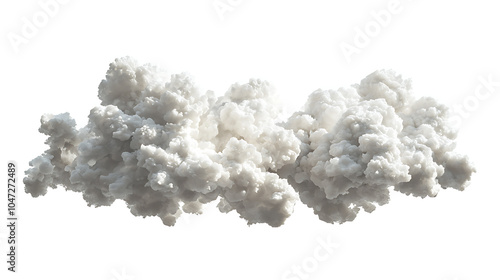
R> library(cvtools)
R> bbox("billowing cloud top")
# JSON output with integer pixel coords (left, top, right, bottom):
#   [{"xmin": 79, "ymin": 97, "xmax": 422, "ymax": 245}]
[{"xmin": 24, "ymin": 57, "xmax": 475, "ymax": 227}]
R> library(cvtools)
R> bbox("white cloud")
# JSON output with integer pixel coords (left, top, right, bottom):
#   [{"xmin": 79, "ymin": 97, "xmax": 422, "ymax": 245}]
[{"xmin": 24, "ymin": 58, "xmax": 475, "ymax": 227}]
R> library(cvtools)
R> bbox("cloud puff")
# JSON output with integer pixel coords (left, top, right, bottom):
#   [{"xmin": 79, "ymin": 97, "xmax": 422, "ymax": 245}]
[
  {"xmin": 24, "ymin": 57, "xmax": 475, "ymax": 227},
  {"xmin": 282, "ymin": 70, "xmax": 475, "ymax": 223}
]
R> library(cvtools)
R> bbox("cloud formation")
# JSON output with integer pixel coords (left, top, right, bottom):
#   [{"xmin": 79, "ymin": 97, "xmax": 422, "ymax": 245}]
[{"xmin": 24, "ymin": 57, "xmax": 475, "ymax": 226}]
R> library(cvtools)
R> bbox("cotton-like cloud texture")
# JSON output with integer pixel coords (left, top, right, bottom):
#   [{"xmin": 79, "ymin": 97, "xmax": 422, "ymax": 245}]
[{"xmin": 24, "ymin": 57, "xmax": 475, "ymax": 227}]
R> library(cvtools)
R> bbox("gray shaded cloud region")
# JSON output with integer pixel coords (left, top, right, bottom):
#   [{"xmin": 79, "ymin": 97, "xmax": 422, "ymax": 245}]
[{"xmin": 24, "ymin": 57, "xmax": 475, "ymax": 227}]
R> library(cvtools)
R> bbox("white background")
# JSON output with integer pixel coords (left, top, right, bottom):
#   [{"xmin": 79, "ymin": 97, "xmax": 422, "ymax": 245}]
[{"xmin": 1, "ymin": 1, "xmax": 499, "ymax": 280}]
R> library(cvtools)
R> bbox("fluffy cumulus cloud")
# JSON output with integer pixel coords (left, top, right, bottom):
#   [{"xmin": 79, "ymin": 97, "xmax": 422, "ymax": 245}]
[{"xmin": 24, "ymin": 57, "xmax": 475, "ymax": 227}]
